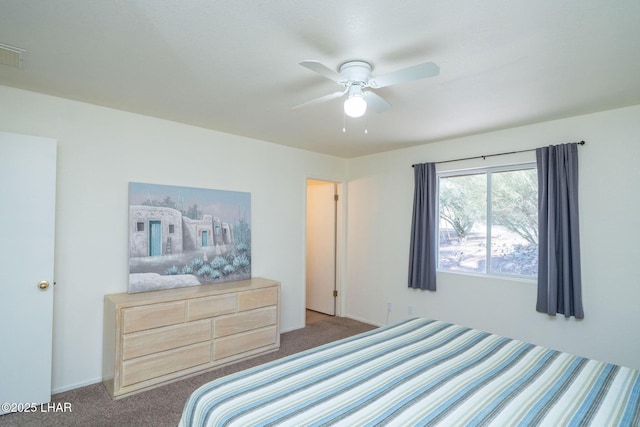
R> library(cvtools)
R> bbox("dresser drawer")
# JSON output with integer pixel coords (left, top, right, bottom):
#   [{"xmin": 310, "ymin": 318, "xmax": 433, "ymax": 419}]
[
  {"xmin": 214, "ymin": 306, "xmax": 277, "ymax": 338},
  {"xmin": 187, "ymin": 294, "xmax": 237, "ymax": 321},
  {"xmin": 238, "ymin": 286, "xmax": 278, "ymax": 311},
  {"xmin": 121, "ymin": 342, "xmax": 211, "ymax": 387},
  {"xmin": 122, "ymin": 301, "xmax": 186, "ymax": 333},
  {"xmin": 214, "ymin": 326, "xmax": 278, "ymax": 360},
  {"xmin": 122, "ymin": 320, "xmax": 211, "ymax": 360}
]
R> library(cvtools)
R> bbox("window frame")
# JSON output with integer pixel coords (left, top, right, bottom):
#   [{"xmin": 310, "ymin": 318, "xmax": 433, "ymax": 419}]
[{"xmin": 436, "ymin": 162, "xmax": 538, "ymax": 281}]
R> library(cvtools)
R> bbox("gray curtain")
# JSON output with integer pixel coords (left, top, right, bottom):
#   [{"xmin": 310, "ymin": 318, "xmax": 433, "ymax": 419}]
[
  {"xmin": 536, "ymin": 143, "xmax": 584, "ymax": 318},
  {"xmin": 408, "ymin": 163, "xmax": 437, "ymax": 290}
]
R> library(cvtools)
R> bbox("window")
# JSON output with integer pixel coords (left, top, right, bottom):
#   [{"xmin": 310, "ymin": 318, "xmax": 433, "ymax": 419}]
[
  {"xmin": 136, "ymin": 222, "xmax": 144, "ymax": 232},
  {"xmin": 438, "ymin": 164, "xmax": 538, "ymax": 278},
  {"xmin": 169, "ymin": 224, "xmax": 175, "ymax": 234}
]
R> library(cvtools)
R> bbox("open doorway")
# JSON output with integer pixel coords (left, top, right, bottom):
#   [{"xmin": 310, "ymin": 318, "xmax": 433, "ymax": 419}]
[{"xmin": 306, "ymin": 179, "xmax": 339, "ymax": 320}]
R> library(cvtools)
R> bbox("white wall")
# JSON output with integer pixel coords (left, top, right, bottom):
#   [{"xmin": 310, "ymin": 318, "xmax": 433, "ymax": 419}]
[
  {"xmin": 346, "ymin": 104, "xmax": 640, "ymax": 371},
  {"xmin": 0, "ymin": 85, "xmax": 348, "ymax": 393}
]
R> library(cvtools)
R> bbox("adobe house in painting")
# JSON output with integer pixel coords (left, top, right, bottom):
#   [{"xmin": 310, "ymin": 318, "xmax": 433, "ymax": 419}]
[
  {"xmin": 182, "ymin": 214, "xmax": 234, "ymax": 252},
  {"xmin": 129, "ymin": 205, "xmax": 233, "ymax": 257}
]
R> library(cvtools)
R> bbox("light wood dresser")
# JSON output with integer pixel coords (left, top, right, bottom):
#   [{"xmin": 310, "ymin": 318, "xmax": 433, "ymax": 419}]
[{"xmin": 102, "ymin": 277, "xmax": 280, "ymax": 398}]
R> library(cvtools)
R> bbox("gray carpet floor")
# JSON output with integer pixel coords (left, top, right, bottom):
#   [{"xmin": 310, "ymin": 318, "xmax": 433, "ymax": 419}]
[{"xmin": 0, "ymin": 315, "xmax": 375, "ymax": 427}]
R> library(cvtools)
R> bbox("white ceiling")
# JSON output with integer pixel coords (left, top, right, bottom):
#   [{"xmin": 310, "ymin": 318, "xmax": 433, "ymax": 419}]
[{"xmin": 1, "ymin": 1, "xmax": 639, "ymax": 158}]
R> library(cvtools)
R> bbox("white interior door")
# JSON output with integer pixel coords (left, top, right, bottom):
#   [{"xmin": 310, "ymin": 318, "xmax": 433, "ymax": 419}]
[
  {"xmin": 306, "ymin": 180, "xmax": 336, "ymax": 315},
  {"xmin": 0, "ymin": 131, "xmax": 56, "ymax": 414}
]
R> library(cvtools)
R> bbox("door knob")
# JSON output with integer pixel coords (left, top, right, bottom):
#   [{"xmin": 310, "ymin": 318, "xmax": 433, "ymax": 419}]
[{"xmin": 38, "ymin": 280, "xmax": 49, "ymax": 290}]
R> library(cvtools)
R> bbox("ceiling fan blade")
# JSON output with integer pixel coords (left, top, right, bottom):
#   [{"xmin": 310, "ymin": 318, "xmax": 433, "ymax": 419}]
[
  {"xmin": 299, "ymin": 60, "xmax": 345, "ymax": 83},
  {"xmin": 363, "ymin": 91, "xmax": 391, "ymax": 113},
  {"xmin": 368, "ymin": 62, "xmax": 439, "ymax": 88},
  {"xmin": 291, "ymin": 89, "xmax": 347, "ymax": 111}
]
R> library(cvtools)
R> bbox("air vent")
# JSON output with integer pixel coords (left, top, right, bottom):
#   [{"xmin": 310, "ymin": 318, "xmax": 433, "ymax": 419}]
[{"xmin": 0, "ymin": 43, "xmax": 26, "ymax": 69}]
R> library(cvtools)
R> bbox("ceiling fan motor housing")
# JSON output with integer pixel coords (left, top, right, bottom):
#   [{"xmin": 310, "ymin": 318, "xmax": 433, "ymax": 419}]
[{"xmin": 339, "ymin": 61, "xmax": 372, "ymax": 85}]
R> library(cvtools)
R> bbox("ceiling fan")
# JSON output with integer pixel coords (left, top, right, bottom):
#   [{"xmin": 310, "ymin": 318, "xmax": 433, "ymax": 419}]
[{"xmin": 292, "ymin": 59, "xmax": 440, "ymax": 118}]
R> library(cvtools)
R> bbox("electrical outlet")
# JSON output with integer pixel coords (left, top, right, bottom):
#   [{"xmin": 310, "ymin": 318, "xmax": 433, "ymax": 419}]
[
  {"xmin": 408, "ymin": 305, "xmax": 414, "ymax": 316},
  {"xmin": 387, "ymin": 302, "xmax": 392, "ymax": 312}
]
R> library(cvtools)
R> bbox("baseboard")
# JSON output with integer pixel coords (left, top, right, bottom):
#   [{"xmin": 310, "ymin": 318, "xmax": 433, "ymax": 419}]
[
  {"xmin": 52, "ymin": 377, "xmax": 103, "ymax": 395},
  {"xmin": 343, "ymin": 313, "xmax": 383, "ymax": 327},
  {"xmin": 280, "ymin": 323, "xmax": 305, "ymax": 333}
]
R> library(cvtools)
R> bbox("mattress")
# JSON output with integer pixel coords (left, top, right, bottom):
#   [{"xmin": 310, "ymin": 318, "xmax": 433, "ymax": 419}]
[{"xmin": 179, "ymin": 318, "xmax": 640, "ymax": 426}]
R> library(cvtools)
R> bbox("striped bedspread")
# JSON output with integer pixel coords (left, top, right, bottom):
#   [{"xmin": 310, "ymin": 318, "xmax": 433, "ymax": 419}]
[{"xmin": 179, "ymin": 318, "xmax": 640, "ymax": 426}]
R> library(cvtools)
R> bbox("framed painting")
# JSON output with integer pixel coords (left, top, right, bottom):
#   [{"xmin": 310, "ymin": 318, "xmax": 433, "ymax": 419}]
[{"xmin": 128, "ymin": 182, "xmax": 251, "ymax": 293}]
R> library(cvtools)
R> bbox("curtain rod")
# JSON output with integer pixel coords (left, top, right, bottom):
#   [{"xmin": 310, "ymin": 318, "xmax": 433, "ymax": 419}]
[{"xmin": 412, "ymin": 140, "xmax": 586, "ymax": 167}]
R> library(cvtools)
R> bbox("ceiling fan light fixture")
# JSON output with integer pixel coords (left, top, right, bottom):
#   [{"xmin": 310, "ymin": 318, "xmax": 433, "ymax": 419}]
[
  {"xmin": 344, "ymin": 84, "xmax": 367, "ymax": 118},
  {"xmin": 344, "ymin": 94, "xmax": 367, "ymax": 118}
]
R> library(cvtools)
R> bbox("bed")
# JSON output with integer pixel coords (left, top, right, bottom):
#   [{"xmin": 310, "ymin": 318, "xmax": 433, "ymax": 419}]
[{"xmin": 179, "ymin": 318, "xmax": 640, "ymax": 426}]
